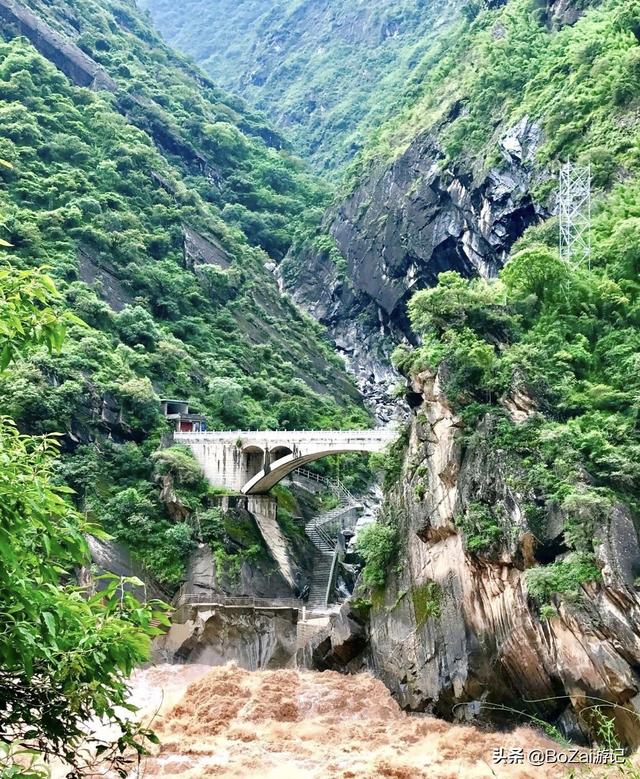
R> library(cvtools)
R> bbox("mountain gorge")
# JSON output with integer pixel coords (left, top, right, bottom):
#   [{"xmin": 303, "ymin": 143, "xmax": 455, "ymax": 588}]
[
  {"xmin": 140, "ymin": 0, "xmax": 465, "ymax": 171},
  {"xmin": 142, "ymin": 0, "xmax": 640, "ymax": 748},
  {"xmin": 4, "ymin": 0, "xmax": 640, "ymax": 771}
]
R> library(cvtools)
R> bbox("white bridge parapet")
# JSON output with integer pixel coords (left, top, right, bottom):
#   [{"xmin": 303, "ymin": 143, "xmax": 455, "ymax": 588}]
[{"xmin": 174, "ymin": 428, "xmax": 397, "ymax": 494}]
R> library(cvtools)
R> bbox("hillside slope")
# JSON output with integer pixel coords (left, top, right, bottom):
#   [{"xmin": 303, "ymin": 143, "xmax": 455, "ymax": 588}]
[
  {"xmin": 0, "ymin": 0, "xmax": 368, "ymax": 587},
  {"xmin": 141, "ymin": 0, "xmax": 464, "ymax": 171},
  {"xmin": 281, "ymin": 0, "xmax": 640, "ymax": 389}
]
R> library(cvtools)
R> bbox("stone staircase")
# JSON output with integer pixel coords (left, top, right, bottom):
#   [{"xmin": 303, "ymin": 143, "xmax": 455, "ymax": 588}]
[
  {"xmin": 306, "ymin": 551, "xmax": 335, "ymax": 609},
  {"xmin": 305, "ymin": 520, "xmax": 335, "ymax": 554},
  {"xmin": 293, "ymin": 472, "xmax": 364, "ymax": 649},
  {"xmin": 299, "ymin": 470, "xmax": 361, "ymax": 612}
]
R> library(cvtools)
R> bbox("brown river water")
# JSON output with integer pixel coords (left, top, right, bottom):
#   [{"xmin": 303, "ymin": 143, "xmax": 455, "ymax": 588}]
[{"xmin": 102, "ymin": 663, "xmax": 586, "ymax": 779}]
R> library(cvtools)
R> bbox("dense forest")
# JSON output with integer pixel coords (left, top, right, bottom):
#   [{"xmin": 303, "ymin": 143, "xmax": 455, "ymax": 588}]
[
  {"xmin": 0, "ymin": 0, "xmax": 368, "ymax": 587},
  {"xmin": 140, "ymin": 0, "xmax": 464, "ymax": 170}
]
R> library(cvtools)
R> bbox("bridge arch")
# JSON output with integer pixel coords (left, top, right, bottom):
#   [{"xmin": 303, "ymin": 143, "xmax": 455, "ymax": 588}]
[
  {"xmin": 270, "ymin": 445, "xmax": 292, "ymax": 460},
  {"xmin": 242, "ymin": 445, "xmax": 381, "ymax": 494},
  {"xmin": 241, "ymin": 444, "xmax": 265, "ymax": 481}
]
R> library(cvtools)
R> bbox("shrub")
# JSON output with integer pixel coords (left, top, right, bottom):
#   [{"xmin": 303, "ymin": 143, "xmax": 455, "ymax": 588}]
[
  {"xmin": 153, "ymin": 445, "xmax": 206, "ymax": 488},
  {"xmin": 357, "ymin": 521, "xmax": 399, "ymax": 588},
  {"xmin": 456, "ymin": 501, "xmax": 505, "ymax": 554},
  {"xmin": 525, "ymin": 553, "xmax": 602, "ymax": 605}
]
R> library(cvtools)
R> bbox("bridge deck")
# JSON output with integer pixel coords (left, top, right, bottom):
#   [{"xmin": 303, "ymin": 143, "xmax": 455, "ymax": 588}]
[{"xmin": 175, "ymin": 428, "xmax": 396, "ymax": 443}]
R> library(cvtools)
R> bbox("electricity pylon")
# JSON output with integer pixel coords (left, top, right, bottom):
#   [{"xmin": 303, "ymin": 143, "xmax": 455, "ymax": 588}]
[{"xmin": 558, "ymin": 160, "xmax": 591, "ymax": 268}]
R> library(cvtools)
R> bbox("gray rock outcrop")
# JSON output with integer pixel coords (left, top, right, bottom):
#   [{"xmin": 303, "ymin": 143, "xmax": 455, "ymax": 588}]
[
  {"xmin": 154, "ymin": 605, "xmax": 298, "ymax": 669},
  {"xmin": 281, "ymin": 117, "xmax": 548, "ymax": 418},
  {"xmin": 0, "ymin": 0, "xmax": 117, "ymax": 91}
]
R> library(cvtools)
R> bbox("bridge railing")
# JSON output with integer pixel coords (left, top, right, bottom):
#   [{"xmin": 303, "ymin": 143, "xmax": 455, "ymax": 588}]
[
  {"xmin": 174, "ymin": 593, "xmax": 303, "ymax": 610},
  {"xmin": 174, "ymin": 428, "xmax": 396, "ymax": 442}
]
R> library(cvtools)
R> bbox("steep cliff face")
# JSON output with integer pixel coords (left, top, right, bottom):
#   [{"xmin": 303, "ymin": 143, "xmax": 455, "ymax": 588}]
[
  {"xmin": 281, "ymin": 0, "xmax": 634, "ymax": 415},
  {"xmin": 303, "ymin": 369, "xmax": 640, "ymax": 746},
  {"xmin": 370, "ymin": 370, "xmax": 640, "ymax": 745},
  {"xmin": 280, "ymin": 116, "xmax": 547, "ymax": 417}
]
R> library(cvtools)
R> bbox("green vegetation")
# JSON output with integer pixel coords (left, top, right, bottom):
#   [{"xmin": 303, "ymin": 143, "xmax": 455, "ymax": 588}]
[
  {"xmin": 144, "ymin": 0, "xmax": 640, "ymax": 190},
  {"xmin": 397, "ymin": 165, "xmax": 640, "ymax": 598},
  {"xmin": 539, "ymin": 603, "xmax": 558, "ymax": 621},
  {"xmin": 0, "ymin": 264, "xmax": 167, "ymax": 776},
  {"xmin": 411, "ymin": 580, "xmax": 442, "ymax": 625},
  {"xmin": 371, "ymin": 423, "xmax": 411, "ymax": 492},
  {"xmin": 349, "ymin": 0, "xmax": 640, "ymax": 187},
  {"xmin": 525, "ymin": 554, "xmax": 602, "ymax": 605},
  {"xmin": 199, "ymin": 507, "xmax": 265, "ymax": 583},
  {"xmin": 272, "ymin": 483, "xmax": 307, "ymax": 543},
  {"xmin": 385, "ymin": 0, "xmax": 640, "ymax": 600},
  {"xmin": 455, "ymin": 501, "xmax": 507, "ymax": 554},
  {"xmin": 0, "ymin": 0, "xmax": 369, "ymax": 586},
  {"xmin": 356, "ymin": 520, "xmax": 399, "ymax": 588},
  {"xmin": 142, "ymin": 0, "xmax": 463, "ymax": 171}
]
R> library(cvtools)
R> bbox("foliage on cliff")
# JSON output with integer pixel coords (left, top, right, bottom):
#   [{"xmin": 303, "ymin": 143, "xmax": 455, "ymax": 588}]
[
  {"xmin": 143, "ymin": 0, "xmax": 640, "ymax": 190},
  {"xmin": 0, "ymin": 264, "xmax": 167, "ymax": 778},
  {"xmin": 140, "ymin": 0, "xmax": 464, "ymax": 171},
  {"xmin": 338, "ymin": 0, "xmax": 640, "ymax": 604},
  {"xmin": 396, "ymin": 171, "xmax": 640, "ymax": 598},
  {"xmin": 0, "ymin": 0, "xmax": 368, "ymax": 586},
  {"xmin": 348, "ymin": 0, "xmax": 639, "ymax": 186}
]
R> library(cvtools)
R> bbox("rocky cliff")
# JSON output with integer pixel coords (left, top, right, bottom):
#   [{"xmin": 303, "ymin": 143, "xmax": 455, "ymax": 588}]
[
  {"xmin": 301, "ymin": 369, "xmax": 640, "ymax": 747},
  {"xmin": 280, "ymin": 116, "xmax": 548, "ymax": 418}
]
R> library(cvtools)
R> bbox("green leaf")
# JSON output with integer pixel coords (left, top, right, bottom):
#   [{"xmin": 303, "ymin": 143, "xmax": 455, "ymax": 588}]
[{"xmin": 42, "ymin": 611, "xmax": 56, "ymax": 636}]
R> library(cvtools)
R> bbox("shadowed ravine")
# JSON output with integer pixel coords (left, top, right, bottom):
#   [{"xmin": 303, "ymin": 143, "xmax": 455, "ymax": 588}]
[{"xmin": 87, "ymin": 664, "xmax": 597, "ymax": 778}]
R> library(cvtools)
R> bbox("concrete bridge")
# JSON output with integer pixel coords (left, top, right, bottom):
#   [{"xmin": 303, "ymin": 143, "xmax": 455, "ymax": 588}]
[{"xmin": 174, "ymin": 429, "xmax": 396, "ymax": 494}]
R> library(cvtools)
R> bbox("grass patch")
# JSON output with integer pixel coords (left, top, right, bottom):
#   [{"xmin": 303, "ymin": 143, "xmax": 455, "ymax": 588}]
[{"xmin": 411, "ymin": 580, "xmax": 442, "ymax": 625}]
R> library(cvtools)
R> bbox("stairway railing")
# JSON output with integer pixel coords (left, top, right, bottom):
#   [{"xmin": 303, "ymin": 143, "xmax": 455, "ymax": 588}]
[
  {"xmin": 306, "ymin": 520, "xmax": 336, "ymax": 551},
  {"xmin": 292, "ymin": 467, "xmax": 357, "ymax": 505},
  {"xmin": 298, "ymin": 468, "xmax": 364, "ymax": 608},
  {"xmin": 324, "ymin": 545, "xmax": 340, "ymax": 607}
]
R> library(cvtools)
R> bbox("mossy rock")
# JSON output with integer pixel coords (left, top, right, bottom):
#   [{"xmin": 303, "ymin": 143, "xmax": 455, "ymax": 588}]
[{"xmin": 411, "ymin": 580, "xmax": 442, "ymax": 625}]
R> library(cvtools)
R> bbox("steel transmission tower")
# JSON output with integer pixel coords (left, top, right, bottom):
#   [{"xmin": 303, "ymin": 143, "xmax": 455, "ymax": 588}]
[{"xmin": 558, "ymin": 160, "xmax": 591, "ymax": 268}]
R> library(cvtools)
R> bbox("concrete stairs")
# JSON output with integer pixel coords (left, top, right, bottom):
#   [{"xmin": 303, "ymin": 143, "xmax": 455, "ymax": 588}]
[
  {"xmin": 305, "ymin": 522, "xmax": 335, "ymax": 553},
  {"xmin": 297, "ymin": 468, "xmax": 361, "ymax": 614},
  {"xmin": 306, "ymin": 551, "xmax": 335, "ymax": 609}
]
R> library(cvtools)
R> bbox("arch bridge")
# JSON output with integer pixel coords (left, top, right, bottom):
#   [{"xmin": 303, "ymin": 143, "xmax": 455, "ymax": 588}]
[{"xmin": 174, "ymin": 429, "xmax": 396, "ymax": 494}]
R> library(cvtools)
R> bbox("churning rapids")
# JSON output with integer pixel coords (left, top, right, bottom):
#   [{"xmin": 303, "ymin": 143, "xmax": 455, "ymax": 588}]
[{"xmin": 69, "ymin": 663, "xmax": 590, "ymax": 779}]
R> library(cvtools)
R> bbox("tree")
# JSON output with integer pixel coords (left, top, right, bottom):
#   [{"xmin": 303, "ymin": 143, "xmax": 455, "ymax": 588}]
[
  {"xmin": 356, "ymin": 522, "xmax": 398, "ymax": 588},
  {"xmin": 0, "ymin": 264, "xmax": 168, "ymax": 777},
  {"xmin": 208, "ymin": 376, "xmax": 246, "ymax": 426},
  {"xmin": 501, "ymin": 246, "xmax": 571, "ymax": 307}
]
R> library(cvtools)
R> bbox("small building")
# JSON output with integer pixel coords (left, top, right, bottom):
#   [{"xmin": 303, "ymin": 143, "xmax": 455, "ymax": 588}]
[{"xmin": 160, "ymin": 399, "xmax": 206, "ymax": 433}]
